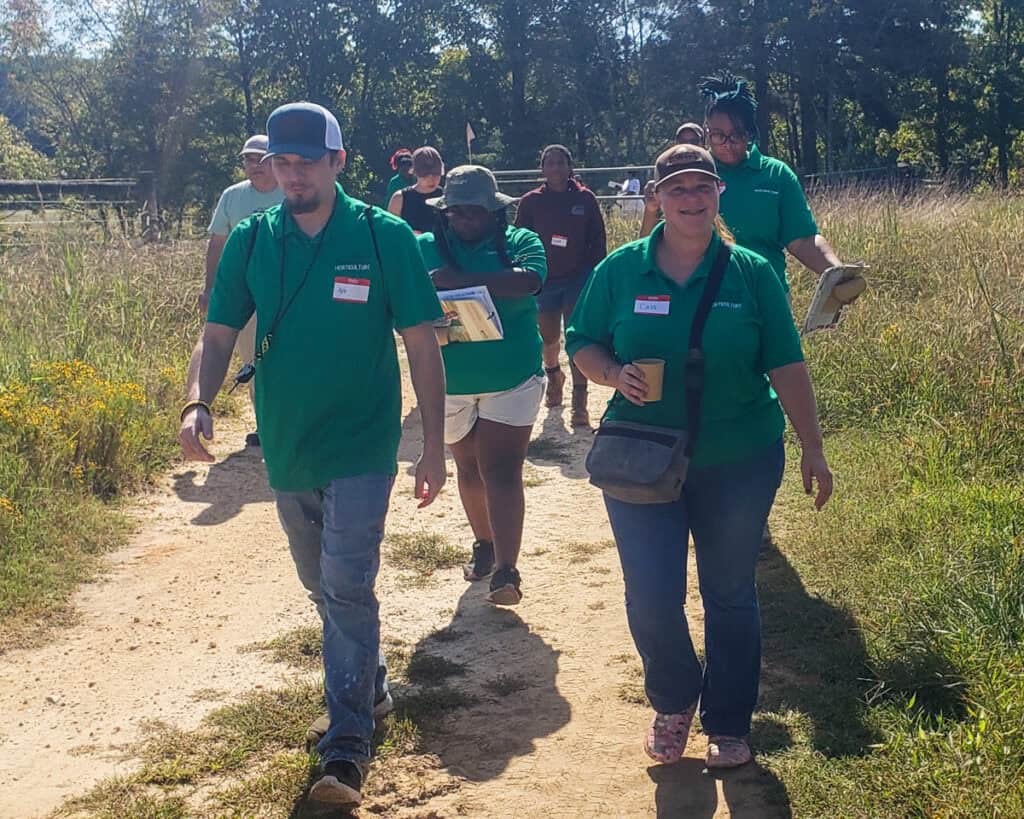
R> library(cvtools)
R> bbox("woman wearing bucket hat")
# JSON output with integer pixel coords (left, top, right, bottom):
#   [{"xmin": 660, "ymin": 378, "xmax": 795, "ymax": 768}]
[
  {"xmin": 418, "ymin": 165, "xmax": 548, "ymax": 605},
  {"xmin": 567, "ymin": 144, "xmax": 833, "ymax": 768}
]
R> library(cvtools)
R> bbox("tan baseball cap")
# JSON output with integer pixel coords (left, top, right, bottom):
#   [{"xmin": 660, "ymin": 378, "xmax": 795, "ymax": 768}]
[{"xmin": 654, "ymin": 144, "xmax": 720, "ymax": 190}]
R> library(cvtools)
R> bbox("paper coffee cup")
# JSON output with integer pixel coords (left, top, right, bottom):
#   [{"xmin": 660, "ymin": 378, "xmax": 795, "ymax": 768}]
[{"xmin": 634, "ymin": 358, "xmax": 664, "ymax": 402}]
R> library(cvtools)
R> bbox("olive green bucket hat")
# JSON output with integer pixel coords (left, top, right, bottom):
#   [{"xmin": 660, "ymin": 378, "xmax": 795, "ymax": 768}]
[{"xmin": 427, "ymin": 165, "xmax": 516, "ymax": 211}]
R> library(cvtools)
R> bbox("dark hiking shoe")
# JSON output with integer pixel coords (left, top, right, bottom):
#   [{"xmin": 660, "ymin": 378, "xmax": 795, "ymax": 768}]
[
  {"xmin": 309, "ymin": 759, "xmax": 363, "ymax": 807},
  {"xmin": 244, "ymin": 431, "xmax": 260, "ymax": 447},
  {"xmin": 487, "ymin": 566, "xmax": 523, "ymax": 606},
  {"xmin": 463, "ymin": 539, "xmax": 495, "ymax": 581}
]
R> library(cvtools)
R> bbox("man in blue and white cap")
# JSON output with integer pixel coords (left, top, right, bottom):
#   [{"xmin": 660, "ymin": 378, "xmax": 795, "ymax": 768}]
[{"xmin": 179, "ymin": 102, "xmax": 448, "ymax": 807}]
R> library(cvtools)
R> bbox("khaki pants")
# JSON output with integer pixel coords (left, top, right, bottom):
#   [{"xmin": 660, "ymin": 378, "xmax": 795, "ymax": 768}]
[{"xmin": 234, "ymin": 316, "xmax": 256, "ymax": 405}]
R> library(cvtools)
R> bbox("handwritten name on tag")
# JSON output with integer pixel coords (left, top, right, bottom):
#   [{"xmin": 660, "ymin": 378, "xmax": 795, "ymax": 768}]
[
  {"xmin": 333, "ymin": 277, "xmax": 370, "ymax": 303},
  {"xmin": 634, "ymin": 295, "xmax": 670, "ymax": 315},
  {"xmin": 551, "ymin": 234, "xmax": 569, "ymax": 248}
]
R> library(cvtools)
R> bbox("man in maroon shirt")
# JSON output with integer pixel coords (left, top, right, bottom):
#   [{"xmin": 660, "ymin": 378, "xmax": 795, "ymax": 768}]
[{"xmin": 515, "ymin": 145, "xmax": 607, "ymax": 427}]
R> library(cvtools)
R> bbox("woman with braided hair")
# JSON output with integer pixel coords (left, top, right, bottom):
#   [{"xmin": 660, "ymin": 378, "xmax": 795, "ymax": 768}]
[
  {"xmin": 641, "ymin": 74, "xmax": 848, "ymax": 296},
  {"xmin": 417, "ymin": 166, "xmax": 548, "ymax": 605}
]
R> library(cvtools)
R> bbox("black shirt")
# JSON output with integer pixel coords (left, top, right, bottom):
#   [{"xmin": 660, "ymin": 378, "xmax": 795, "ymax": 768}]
[{"xmin": 400, "ymin": 185, "xmax": 441, "ymax": 234}]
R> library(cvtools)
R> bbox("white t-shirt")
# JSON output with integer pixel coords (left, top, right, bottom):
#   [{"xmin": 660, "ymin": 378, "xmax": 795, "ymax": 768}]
[{"xmin": 207, "ymin": 180, "xmax": 284, "ymax": 235}]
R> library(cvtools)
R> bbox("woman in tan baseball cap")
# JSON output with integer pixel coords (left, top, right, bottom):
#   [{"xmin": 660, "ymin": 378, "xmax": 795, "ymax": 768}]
[{"xmin": 567, "ymin": 142, "xmax": 833, "ymax": 771}]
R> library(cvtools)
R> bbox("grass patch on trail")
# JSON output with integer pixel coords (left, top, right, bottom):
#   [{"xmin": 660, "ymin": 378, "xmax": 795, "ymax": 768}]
[
  {"xmin": 749, "ymin": 191, "xmax": 1024, "ymax": 818},
  {"xmin": 384, "ymin": 531, "xmax": 463, "ymax": 585},
  {"xmin": 562, "ymin": 539, "xmax": 616, "ymax": 564},
  {"xmin": 59, "ymin": 626, "xmax": 477, "ymax": 817},
  {"xmin": 526, "ymin": 435, "xmax": 574, "ymax": 463},
  {"xmin": 405, "ymin": 652, "xmax": 466, "ymax": 684},
  {"xmin": 617, "ymin": 665, "xmax": 647, "ymax": 707},
  {"xmin": 483, "ymin": 673, "xmax": 530, "ymax": 697},
  {"xmin": 243, "ymin": 625, "xmax": 322, "ymax": 671}
]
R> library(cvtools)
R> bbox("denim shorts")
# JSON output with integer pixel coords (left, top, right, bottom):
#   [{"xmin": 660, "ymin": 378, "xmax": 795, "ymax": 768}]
[{"xmin": 536, "ymin": 268, "xmax": 592, "ymax": 314}]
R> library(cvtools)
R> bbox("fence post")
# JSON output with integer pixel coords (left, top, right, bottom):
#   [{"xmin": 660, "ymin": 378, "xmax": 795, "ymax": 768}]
[{"xmin": 138, "ymin": 170, "xmax": 160, "ymax": 242}]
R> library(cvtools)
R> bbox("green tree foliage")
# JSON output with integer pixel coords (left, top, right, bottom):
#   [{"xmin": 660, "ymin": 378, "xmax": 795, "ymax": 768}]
[
  {"xmin": 3, "ymin": 0, "xmax": 1023, "ymax": 218},
  {"xmin": 0, "ymin": 113, "xmax": 54, "ymax": 178}
]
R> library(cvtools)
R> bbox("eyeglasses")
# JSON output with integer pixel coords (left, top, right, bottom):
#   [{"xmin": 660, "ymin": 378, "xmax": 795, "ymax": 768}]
[{"xmin": 707, "ymin": 130, "xmax": 749, "ymax": 147}]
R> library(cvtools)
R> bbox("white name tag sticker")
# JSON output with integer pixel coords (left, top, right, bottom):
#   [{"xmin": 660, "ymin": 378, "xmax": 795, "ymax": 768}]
[
  {"xmin": 634, "ymin": 295, "xmax": 670, "ymax": 315},
  {"xmin": 333, "ymin": 277, "xmax": 370, "ymax": 303},
  {"xmin": 551, "ymin": 234, "xmax": 569, "ymax": 248}
]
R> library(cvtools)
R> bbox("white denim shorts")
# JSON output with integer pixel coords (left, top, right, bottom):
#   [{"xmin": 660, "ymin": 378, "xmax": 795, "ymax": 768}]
[{"xmin": 444, "ymin": 374, "xmax": 546, "ymax": 445}]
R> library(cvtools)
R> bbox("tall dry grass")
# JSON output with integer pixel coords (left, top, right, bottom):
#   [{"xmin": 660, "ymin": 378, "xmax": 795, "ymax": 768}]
[
  {"xmin": 763, "ymin": 190, "xmax": 1024, "ymax": 817},
  {"xmin": 0, "ymin": 238, "xmax": 204, "ymax": 641}
]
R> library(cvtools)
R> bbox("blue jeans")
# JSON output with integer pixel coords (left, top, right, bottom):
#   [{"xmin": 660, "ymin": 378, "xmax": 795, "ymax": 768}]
[
  {"xmin": 603, "ymin": 439, "xmax": 784, "ymax": 737},
  {"xmin": 274, "ymin": 473, "xmax": 394, "ymax": 768}
]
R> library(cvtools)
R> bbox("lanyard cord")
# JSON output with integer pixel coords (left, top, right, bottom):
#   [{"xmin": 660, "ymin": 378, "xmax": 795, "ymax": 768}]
[{"xmin": 254, "ymin": 202, "xmax": 336, "ymax": 362}]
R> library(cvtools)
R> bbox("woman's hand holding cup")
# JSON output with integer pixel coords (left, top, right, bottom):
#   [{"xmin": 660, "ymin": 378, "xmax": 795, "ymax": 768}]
[{"xmin": 616, "ymin": 363, "xmax": 649, "ymax": 406}]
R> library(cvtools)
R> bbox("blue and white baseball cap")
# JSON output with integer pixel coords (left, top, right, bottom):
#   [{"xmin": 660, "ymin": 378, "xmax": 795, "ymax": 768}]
[{"xmin": 265, "ymin": 102, "xmax": 344, "ymax": 161}]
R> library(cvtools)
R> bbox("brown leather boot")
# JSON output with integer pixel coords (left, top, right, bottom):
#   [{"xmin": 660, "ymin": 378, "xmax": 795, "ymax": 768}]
[
  {"xmin": 571, "ymin": 384, "xmax": 591, "ymax": 427},
  {"xmin": 545, "ymin": 366, "xmax": 565, "ymax": 407}
]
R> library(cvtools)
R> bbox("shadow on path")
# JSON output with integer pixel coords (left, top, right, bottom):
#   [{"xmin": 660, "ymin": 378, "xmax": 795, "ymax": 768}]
[
  {"xmin": 651, "ymin": 758, "xmax": 792, "ymax": 818},
  {"xmin": 171, "ymin": 446, "xmax": 273, "ymax": 526},
  {"xmin": 403, "ymin": 581, "xmax": 571, "ymax": 783},
  {"xmin": 755, "ymin": 542, "xmax": 877, "ymax": 758}
]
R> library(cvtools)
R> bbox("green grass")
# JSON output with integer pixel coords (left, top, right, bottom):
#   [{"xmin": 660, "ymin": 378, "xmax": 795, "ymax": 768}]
[
  {"xmin": 526, "ymin": 435, "xmax": 574, "ymax": 463},
  {"xmin": 57, "ymin": 624, "xmax": 478, "ymax": 817},
  {"xmin": 747, "ymin": 191, "xmax": 1024, "ymax": 817},
  {"xmin": 0, "ymin": 239, "xmax": 213, "ymax": 647},
  {"xmin": 242, "ymin": 625, "xmax": 322, "ymax": 671},
  {"xmin": 405, "ymin": 651, "xmax": 466, "ymax": 684},
  {"xmin": 561, "ymin": 539, "xmax": 616, "ymax": 564},
  {"xmin": 483, "ymin": 673, "xmax": 530, "ymax": 697},
  {"xmin": 384, "ymin": 530, "xmax": 463, "ymax": 585}
]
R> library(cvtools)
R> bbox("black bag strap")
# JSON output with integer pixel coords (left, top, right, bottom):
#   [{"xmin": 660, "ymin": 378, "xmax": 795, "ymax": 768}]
[
  {"xmin": 364, "ymin": 204, "xmax": 385, "ymax": 272},
  {"xmin": 683, "ymin": 240, "xmax": 732, "ymax": 457},
  {"xmin": 242, "ymin": 212, "xmax": 265, "ymax": 270}
]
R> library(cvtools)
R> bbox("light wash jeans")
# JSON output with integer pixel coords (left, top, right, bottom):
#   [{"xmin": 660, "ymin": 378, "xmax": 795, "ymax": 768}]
[
  {"xmin": 603, "ymin": 439, "xmax": 785, "ymax": 737},
  {"xmin": 274, "ymin": 473, "xmax": 394, "ymax": 768}
]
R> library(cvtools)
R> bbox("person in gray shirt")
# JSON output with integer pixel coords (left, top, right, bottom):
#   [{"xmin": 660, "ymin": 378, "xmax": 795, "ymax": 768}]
[{"xmin": 198, "ymin": 134, "xmax": 284, "ymax": 446}]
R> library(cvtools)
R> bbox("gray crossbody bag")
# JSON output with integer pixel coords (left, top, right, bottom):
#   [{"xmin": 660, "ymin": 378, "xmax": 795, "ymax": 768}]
[{"xmin": 584, "ymin": 241, "xmax": 732, "ymax": 504}]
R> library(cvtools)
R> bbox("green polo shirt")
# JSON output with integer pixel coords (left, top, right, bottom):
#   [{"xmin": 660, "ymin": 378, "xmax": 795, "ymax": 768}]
[
  {"xmin": 717, "ymin": 145, "xmax": 818, "ymax": 291},
  {"xmin": 418, "ymin": 225, "xmax": 547, "ymax": 395},
  {"xmin": 565, "ymin": 225, "xmax": 804, "ymax": 468},
  {"xmin": 208, "ymin": 184, "xmax": 442, "ymax": 491}
]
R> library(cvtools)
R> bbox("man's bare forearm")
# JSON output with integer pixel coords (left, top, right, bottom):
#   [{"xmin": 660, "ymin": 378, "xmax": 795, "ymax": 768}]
[
  {"xmin": 400, "ymin": 321, "xmax": 446, "ymax": 453},
  {"xmin": 786, "ymin": 234, "xmax": 841, "ymax": 275},
  {"xmin": 186, "ymin": 323, "xmax": 239, "ymax": 403}
]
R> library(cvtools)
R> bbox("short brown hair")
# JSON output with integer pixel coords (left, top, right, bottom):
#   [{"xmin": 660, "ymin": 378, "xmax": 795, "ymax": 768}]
[{"xmin": 412, "ymin": 146, "xmax": 444, "ymax": 177}]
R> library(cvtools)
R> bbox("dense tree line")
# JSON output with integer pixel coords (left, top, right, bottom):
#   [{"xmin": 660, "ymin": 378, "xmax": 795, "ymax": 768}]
[{"xmin": 1, "ymin": 0, "xmax": 1022, "ymax": 218}]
